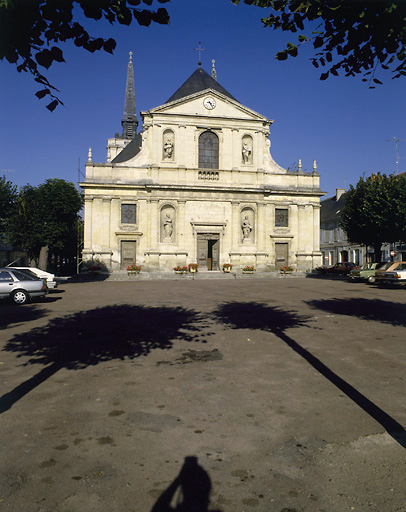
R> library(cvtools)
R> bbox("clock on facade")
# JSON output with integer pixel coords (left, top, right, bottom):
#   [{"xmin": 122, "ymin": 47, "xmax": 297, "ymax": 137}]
[{"xmin": 203, "ymin": 97, "xmax": 216, "ymax": 110}]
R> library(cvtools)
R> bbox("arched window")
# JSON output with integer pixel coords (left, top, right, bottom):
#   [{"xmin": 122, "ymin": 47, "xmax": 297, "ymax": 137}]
[{"xmin": 198, "ymin": 131, "xmax": 219, "ymax": 169}]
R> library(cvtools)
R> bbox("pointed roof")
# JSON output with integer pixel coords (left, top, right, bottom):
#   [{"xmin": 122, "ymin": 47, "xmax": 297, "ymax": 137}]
[
  {"xmin": 121, "ymin": 52, "xmax": 138, "ymax": 139},
  {"xmin": 165, "ymin": 66, "xmax": 236, "ymax": 104}
]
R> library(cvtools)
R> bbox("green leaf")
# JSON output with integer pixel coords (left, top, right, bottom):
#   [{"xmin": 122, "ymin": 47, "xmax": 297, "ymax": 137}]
[
  {"xmin": 276, "ymin": 50, "xmax": 288, "ymax": 61},
  {"xmin": 35, "ymin": 88, "xmax": 50, "ymax": 99},
  {"xmin": 298, "ymin": 34, "xmax": 307, "ymax": 42},
  {"xmin": 103, "ymin": 38, "xmax": 116, "ymax": 54},
  {"xmin": 320, "ymin": 71, "xmax": 329, "ymax": 80},
  {"xmin": 46, "ymin": 99, "xmax": 58, "ymax": 112}
]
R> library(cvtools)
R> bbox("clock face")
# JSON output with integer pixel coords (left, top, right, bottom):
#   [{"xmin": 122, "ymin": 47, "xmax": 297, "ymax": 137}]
[{"xmin": 203, "ymin": 97, "xmax": 216, "ymax": 110}]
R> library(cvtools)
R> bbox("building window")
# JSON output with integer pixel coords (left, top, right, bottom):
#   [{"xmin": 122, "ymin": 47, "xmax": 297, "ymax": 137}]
[
  {"xmin": 275, "ymin": 208, "xmax": 288, "ymax": 227},
  {"xmin": 121, "ymin": 203, "xmax": 136, "ymax": 224},
  {"xmin": 198, "ymin": 131, "xmax": 219, "ymax": 169}
]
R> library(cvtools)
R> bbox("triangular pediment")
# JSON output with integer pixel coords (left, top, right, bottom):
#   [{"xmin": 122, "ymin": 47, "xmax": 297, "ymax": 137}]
[{"xmin": 144, "ymin": 88, "xmax": 270, "ymax": 122}]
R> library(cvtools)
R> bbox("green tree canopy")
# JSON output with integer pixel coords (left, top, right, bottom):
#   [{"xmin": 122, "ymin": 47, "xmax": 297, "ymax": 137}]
[
  {"xmin": 0, "ymin": 0, "xmax": 170, "ymax": 110},
  {"xmin": 232, "ymin": 0, "xmax": 406, "ymax": 86},
  {"xmin": 0, "ymin": 175, "xmax": 18, "ymax": 233},
  {"xmin": 340, "ymin": 173, "xmax": 406, "ymax": 261},
  {"xmin": 5, "ymin": 178, "xmax": 83, "ymax": 263}
]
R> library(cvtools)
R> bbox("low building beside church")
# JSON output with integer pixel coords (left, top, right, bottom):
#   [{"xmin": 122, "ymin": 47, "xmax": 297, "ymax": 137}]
[{"xmin": 80, "ymin": 54, "xmax": 323, "ymax": 272}]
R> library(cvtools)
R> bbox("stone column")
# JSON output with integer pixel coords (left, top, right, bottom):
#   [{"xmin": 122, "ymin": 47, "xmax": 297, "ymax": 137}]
[
  {"xmin": 149, "ymin": 200, "xmax": 159, "ymax": 249},
  {"xmin": 257, "ymin": 203, "xmax": 265, "ymax": 251},
  {"xmin": 136, "ymin": 199, "xmax": 147, "ymax": 254},
  {"xmin": 102, "ymin": 198, "xmax": 111, "ymax": 249},
  {"xmin": 178, "ymin": 200, "xmax": 186, "ymax": 249},
  {"xmin": 231, "ymin": 129, "xmax": 239, "ymax": 169},
  {"xmin": 110, "ymin": 198, "xmax": 120, "ymax": 269},
  {"xmin": 83, "ymin": 198, "xmax": 93, "ymax": 251},
  {"xmin": 92, "ymin": 198, "xmax": 103, "ymax": 251},
  {"xmin": 313, "ymin": 204, "xmax": 321, "ymax": 252}
]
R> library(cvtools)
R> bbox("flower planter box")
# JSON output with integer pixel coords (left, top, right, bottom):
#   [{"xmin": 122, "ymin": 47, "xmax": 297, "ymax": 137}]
[
  {"xmin": 242, "ymin": 271, "xmax": 255, "ymax": 274},
  {"xmin": 127, "ymin": 271, "xmax": 140, "ymax": 276}
]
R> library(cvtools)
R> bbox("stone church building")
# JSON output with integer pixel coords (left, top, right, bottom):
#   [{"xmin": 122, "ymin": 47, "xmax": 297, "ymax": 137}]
[{"xmin": 80, "ymin": 54, "xmax": 323, "ymax": 272}]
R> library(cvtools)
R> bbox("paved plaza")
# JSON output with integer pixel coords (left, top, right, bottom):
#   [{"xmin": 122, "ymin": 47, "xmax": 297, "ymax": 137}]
[{"xmin": 0, "ymin": 277, "xmax": 405, "ymax": 512}]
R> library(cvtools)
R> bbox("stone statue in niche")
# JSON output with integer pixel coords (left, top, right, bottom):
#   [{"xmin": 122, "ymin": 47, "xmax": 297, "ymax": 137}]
[
  {"xmin": 241, "ymin": 215, "xmax": 252, "ymax": 240},
  {"xmin": 242, "ymin": 140, "xmax": 252, "ymax": 164},
  {"xmin": 163, "ymin": 213, "xmax": 173, "ymax": 240},
  {"xmin": 163, "ymin": 138, "xmax": 174, "ymax": 159}
]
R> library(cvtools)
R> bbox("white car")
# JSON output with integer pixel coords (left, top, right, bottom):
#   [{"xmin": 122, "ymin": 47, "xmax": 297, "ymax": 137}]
[
  {"xmin": 375, "ymin": 262, "xmax": 406, "ymax": 285},
  {"xmin": 10, "ymin": 267, "xmax": 58, "ymax": 289}
]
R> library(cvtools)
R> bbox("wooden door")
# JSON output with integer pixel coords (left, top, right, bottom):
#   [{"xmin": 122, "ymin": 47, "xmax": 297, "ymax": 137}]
[
  {"xmin": 275, "ymin": 242, "xmax": 288, "ymax": 268},
  {"xmin": 121, "ymin": 241, "xmax": 136, "ymax": 269},
  {"xmin": 197, "ymin": 237, "xmax": 208, "ymax": 271},
  {"xmin": 210, "ymin": 239, "xmax": 220, "ymax": 270}
]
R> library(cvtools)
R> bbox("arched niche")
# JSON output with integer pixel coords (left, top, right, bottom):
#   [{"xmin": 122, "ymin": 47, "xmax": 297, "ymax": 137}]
[
  {"xmin": 240, "ymin": 207, "xmax": 255, "ymax": 243},
  {"xmin": 160, "ymin": 204, "xmax": 176, "ymax": 243},
  {"xmin": 242, "ymin": 134, "xmax": 253, "ymax": 164},
  {"xmin": 162, "ymin": 129, "xmax": 175, "ymax": 160}
]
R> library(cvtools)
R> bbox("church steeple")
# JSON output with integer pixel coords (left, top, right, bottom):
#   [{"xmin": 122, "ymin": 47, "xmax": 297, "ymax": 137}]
[{"xmin": 121, "ymin": 52, "xmax": 138, "ymax": 140}]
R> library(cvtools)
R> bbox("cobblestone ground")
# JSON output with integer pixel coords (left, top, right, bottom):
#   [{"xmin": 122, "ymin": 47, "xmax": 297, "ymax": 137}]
[{"xmin": 0, "ymin": 277, "xmax": 405, "ymax": 512}]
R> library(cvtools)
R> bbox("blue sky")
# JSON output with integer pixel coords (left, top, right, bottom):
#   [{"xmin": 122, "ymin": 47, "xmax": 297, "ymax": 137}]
[{"xmin": 1, "ymin": 0, "xmax": 405, "ymax": 199}]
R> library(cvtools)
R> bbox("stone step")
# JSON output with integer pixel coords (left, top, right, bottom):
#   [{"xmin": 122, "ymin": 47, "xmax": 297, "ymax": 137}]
[{"xmin": 104, "ymin": 271, "xmax": 305, "ymax": 281}]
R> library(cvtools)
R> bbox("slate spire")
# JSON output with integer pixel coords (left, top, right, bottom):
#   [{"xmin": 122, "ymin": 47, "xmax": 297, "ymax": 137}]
[{"xmin": 121, "ymin": 52, "xmax": 138, "ymax": 139}]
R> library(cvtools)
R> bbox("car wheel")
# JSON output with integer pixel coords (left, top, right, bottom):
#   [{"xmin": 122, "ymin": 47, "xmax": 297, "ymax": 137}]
[
  {"xmin": 367, "ymin": 276, "xmax": 376, "ymax": 283},
  {"xmin": 12, "ymin": 289, "xmax": 30, "ymax": 305}
]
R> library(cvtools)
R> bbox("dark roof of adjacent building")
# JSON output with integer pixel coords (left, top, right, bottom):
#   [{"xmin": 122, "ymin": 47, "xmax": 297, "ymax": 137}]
[
  {"xmin": 320, "ymin": 192, "xmax": 347, "ymax": 222},
  {"xmin": 165, "ymin": 66, "xmax": 237, "ymax": 104},
  {"xmin": 111, "ymin": 133, "xmax": 142, "ymax": 164}
]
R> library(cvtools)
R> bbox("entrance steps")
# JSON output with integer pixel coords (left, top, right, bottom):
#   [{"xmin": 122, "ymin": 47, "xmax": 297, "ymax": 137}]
[{"xmin": 105, "ymin": 270, "xmax": 305, "ymax": 281}]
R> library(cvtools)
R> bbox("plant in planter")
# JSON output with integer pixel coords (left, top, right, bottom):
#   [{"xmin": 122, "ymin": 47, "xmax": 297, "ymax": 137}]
[
  {"xmin": 127, "ymin": 264, "xmax": 142, "ymax": 274},
  {"xmin": 174, "ymin": 266, "xmax": 188, "ymax": 274},
  {"xmin": 188, "ymin": 263, "xmax": 198, "ymax": 273},
  {"xmin": 242, "ymin": 265, "xmax": 255, "ymax": 273},
  {"xmin": 83, "ymin": 258, "xmax": 104, "ymax": 273},
  {"xmin": 223, "ymin": 263, "xmax": 232, "ymax": 272},
  {"xmin": 280, "ymin": 265, "xmax": 294, "ymax": 274}
]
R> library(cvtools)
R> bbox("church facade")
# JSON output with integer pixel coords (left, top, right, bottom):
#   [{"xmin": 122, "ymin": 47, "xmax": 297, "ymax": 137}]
[{"xmin": 80, "ymin": 54, "xmax": 323, "ymax": 272}]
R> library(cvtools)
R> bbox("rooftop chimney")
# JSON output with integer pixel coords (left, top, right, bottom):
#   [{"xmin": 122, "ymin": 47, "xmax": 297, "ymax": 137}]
[{"xmin": 336, "ymin": 188, "xmax": 345, "ymax": 201}]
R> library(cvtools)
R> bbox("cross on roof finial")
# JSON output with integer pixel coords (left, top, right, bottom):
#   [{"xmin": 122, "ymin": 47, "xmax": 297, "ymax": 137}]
[{"xmin": 193, "ymin": 41, "xmax": 206, "ymax": 66}]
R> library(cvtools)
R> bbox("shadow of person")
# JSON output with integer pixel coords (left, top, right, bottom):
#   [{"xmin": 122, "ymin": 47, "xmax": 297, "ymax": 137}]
[{"xmin": 151, "ymin": 456, "xmax": 221, "ymax": 512}]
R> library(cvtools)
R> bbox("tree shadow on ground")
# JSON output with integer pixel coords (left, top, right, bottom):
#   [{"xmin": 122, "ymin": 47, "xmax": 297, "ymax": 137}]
[
  {"xmin": 0, "ymin": 304, "xmax": 47, "ymax": 330},
  {"xmin": 0, "ymin": 304, "xmax": 203, "ymax": 413},
  {"xmin": 150, "ymin": 456, "xmax": 221, "ymax": 512},
  {"xmin": 213, "ymin": 302, "xmax": 406, "ymax": 448},
  {"xmin": 307, "ymin": 297, "xmax": 406, "ymax": 327}
]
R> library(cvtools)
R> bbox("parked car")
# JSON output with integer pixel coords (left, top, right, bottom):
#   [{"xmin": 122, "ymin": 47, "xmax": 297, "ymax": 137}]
[
  {"xmin": 327, "ymin": 262, "xmax": 359, "ymax": 276},
  {"xmin": 9, "ymin": 266, "xmax": 58, "ymax": 289},
  {"xmin": 349, "ymin": 262, "xmax": 389, "ymax": 283},
  {"xmin": 375, "ymin": 262, "xmax": 406, "ymax": 285},
  {"xmin": 0, "ymin": 268, "xmax": 48, "ymax": 304}
]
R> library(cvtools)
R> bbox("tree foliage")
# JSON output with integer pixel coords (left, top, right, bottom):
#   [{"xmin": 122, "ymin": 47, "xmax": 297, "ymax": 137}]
[
  {"xmin": 5, "ymin": 178, "xmax": 83, "ymax": 262},
  {"xmin": 0, "ymin": 0, "xmax": 170, "ymax": 110},
  {"xmin": 0, "ymin": 175, "xmax": 18, "ymax": 233},
  {"xmin": 232, "ymin": 0, "xmax": 406, "ymax": 86},
  {"xmin": 340, "ymin": 173, "xmax": 406, "ymax": 261}
]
